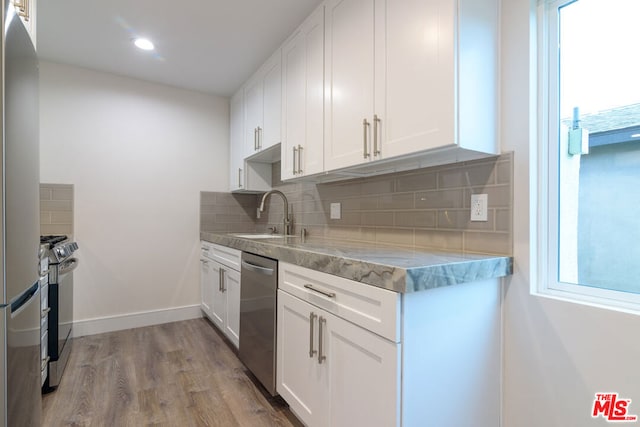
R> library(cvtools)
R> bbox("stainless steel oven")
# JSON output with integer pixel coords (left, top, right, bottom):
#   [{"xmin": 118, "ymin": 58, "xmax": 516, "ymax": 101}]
[{"xmin": 40, "ymin": 235, "xmax": 79, "ymax": 392}]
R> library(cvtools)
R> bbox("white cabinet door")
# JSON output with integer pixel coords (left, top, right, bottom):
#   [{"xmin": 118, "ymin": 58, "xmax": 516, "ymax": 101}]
[
  {"xmin": 282, "ymin": 5, "xmax": 325, "ymax": 180},
  {"xmin": 379, "ymin": 0, "xmax": 456, "ymax": 159},
  {"xmin": 229, "ymin": 89, "xmax": 245, "ymax": 192},
  {"xmin": 262, "ymin": 50, "xmax": 282, "ymax": 151},
  {"xmin": 200, "ymin": 259, "xmax": 214, "ymax": 317},
  {"xmin": 324, "ymin": 308, "xmax": 399, "ymax": 427},
  {"xmin": 210, "ymin": 262, "xmax": 226, "ymax": 331},
  {"xmin": 277, "ymin": 290, "xmax": 328, "ymax": 427},
  {"xmin": 324, "ymin": 0, "xmax": 376, "ymax": 171},
  {"xmin": 224, "ymin": 268, "xmax": 241, "ymax": 349},
  {"xmin": 244, "ymin": 74, "xmax": 263, "ymax": 155},
  {"xmin": 244, "ymin": 50, "xmax": 282, "ymax": 155}
]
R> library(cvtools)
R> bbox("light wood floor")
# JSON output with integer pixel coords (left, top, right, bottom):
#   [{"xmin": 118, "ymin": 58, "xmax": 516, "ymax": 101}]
[{"xmin": 43, "ymin": 318, "xmax": 302, "ymax": 427}]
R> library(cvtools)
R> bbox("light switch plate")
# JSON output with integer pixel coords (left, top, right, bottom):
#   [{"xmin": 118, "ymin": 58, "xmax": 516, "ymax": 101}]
[
  {"xmin": 330, "ymin": 203, "xmax": 341, "ymax": 220},
  {"xmin": 470, "ymin": 194, "xmax": 488, "ymax": 221}
]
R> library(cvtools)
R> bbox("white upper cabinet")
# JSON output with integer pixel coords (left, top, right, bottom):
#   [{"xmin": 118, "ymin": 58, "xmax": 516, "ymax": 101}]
[
  {"xmin": 324, "ymin": 0, "xmax": 376, "ymax": 171},
  {"xmin": 281, "ymin": 4, "xmax": 326, "ymax": 181},
  {"xmin": 12, "ymin": 0, "xmax": 37, "ymax": 48},
  {"xmin": 229, "ymin": 90, "xmax": 246, "ymax": 192},
  {"xmin": 229, "ymin": 88, "xmax": 273, "ymax": 193},
  {"xmin": 244, "ymin": 50, "xmax": 282, "ymax": 155},
  {"xmin": 324, "ymin": 0, "xmax": 499, "ymax": 173}
]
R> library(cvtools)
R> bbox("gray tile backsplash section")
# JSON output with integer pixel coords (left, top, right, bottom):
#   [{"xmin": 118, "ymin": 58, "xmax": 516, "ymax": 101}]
[
  {"xmin": 201, "ymin": 152, "xmax": 513, "ymax": 256},
  {"xmin": 200, "ymin": 191, "xmax": 258, "ymax": 234},
  {"xmin": 40, "ymin": 183, "xmax": 74, "ymax": 236}
]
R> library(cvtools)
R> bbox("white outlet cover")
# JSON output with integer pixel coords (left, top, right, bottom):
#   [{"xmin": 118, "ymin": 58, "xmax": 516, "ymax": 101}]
[
  {"xmin": 330, "ymin": 203, "xmax": 341, "ymax": 220},
  {"xmin": 470, "ymin": 194, "xmax": 488, "ymax": 221}
]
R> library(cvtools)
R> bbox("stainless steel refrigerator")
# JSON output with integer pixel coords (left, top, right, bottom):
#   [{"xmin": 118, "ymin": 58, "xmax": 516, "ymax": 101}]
[{"xmin": 1, "ymin": 0, "xmax": 42, "ymax": 425}]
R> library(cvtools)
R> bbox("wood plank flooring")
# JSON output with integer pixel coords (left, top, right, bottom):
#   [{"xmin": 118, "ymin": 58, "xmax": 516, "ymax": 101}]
[{"xmin": 43, "ymin": 318, "xmax": 302, "ymax": 427}]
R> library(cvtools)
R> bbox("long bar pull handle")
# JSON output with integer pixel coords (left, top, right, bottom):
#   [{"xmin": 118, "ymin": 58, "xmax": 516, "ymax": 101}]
[
  {"xmin": 254, "ymin": 127, "xmax": 258, "ymax": 150},
  {"xmin": 318, "ymin": 316, "xmax": 326, "ymax": 364},
  {"xmin": 363, "ymin": 119, "xmax": 370, "ymax": 158},
  {"xmin": 257, "ymin": 126, "xmax": 262, "ymax": 150},
  {"xmin": 293, "ymin": 146, "xmax": 298, "ymax": 175},
  {"xmin": 238, "ymin": 168, "xmax": 243, "ymax": 188},
  {"xmin": 373, "ymin": 114, "xmax": 381, "ymax": 156},
  {"xmin": 304, "ymin": 284, "xmax": 336, "ymax": 298},
  {"xmin": 297, "ymin": 145, "xmax": 303, "ymax": 174},
  {"xmin": 218, "ymin": 268, "xmax": 224, "ymax": 291},
  {"xmin": 309, "ymin": 312, "xmax": 317, "ymax": 357},
  {"xmin": 221, "ymin": 268, "xmax": 226, "ymax": 292}
]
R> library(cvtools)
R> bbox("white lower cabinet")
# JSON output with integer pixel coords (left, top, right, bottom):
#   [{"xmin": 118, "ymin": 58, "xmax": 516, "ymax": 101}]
[
  {"xmin": 200, "ymin": 241, "xmax": 241, "ymax": 349},
  {"xmin": 277, "ymin": 262, "xmax": 502, "ymax": 427},
  {"xmin": 223, "ymin": 268, "xmax": 241, "ymax": 346},
  {"xmin": 200, "ymin": 257, "xmax": 214, "ymax": 318},
  {"xmin": 277, "ymin": 263, "xmax": 400, "ymax": 427},
  {"xmin": 278, "ymin": 290, "xmax": 399, "ymax": 427}
]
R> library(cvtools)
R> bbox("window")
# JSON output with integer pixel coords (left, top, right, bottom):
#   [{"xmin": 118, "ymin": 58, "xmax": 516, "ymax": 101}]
[{"xmin": 538, "ymin": 0, "xmax": 640, "ymax": 311}]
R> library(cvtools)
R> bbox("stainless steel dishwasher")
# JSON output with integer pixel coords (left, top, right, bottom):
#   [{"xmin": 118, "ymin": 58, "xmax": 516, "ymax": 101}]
[{"xmin": 239, "ymin": 252, "xmax": 278, "ymax": 395}]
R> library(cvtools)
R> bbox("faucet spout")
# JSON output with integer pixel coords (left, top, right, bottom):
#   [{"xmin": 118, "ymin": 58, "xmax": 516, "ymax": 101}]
[{"xmin": 259, "ymin": 190, "xmax": 291, "ymax": 235}]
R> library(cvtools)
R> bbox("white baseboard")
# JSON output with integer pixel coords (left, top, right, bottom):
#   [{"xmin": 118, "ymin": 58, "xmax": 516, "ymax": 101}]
[{"xmin": 72, "ymin": 304, "xmax": 203, "ymax": 337}]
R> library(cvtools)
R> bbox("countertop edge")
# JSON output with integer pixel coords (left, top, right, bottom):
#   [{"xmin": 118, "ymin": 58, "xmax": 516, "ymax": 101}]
[{"xmin": 200, "ymin": 232, "xmax": 513, "ymax": 293}]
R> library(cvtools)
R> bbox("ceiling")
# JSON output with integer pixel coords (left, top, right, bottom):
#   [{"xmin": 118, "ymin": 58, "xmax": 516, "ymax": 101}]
[{"xmin": 37, "ymin": 0, "xmax": 323, "ymax": 97}]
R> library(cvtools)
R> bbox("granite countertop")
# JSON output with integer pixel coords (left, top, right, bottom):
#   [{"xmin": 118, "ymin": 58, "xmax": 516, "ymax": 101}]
[
  {"xmin": 200, "ymin": 232, "xmax": 513, "ymax": 293},
  {"xmin": 201, "ymin": 232, "xmax": 512, "ymax": 293}
]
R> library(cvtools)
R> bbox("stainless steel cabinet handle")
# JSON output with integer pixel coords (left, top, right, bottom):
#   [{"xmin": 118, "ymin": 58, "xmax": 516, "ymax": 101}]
[
  {"xmin": 293, "ymin": 146, "xmax": 298, "ymax": 175},
  {"xmin": 254, "ymin": 127, "xmax": 258, "ymax": 150},
  {"xmin": 304, "ymin": 284, "xmax": 336, "ymax": 298},
  {"xmin": 238, "ymin": 168, "xmax": 243, "ymax": 187},
  {"xmin": 257, "ymin": 126, "xmax": 262, "ymax": 149},
  {"xmin": 373, "ymin": 114, "xmax": 381, "ymax": 156},
  {"xmin": 200, "ymin": 259, "xmax": 209, "ymax": 265},
  {"xmin": 309, "ymin": 312, "xmax": 317, "ymax": 358},
  {"xmin": 297, "ymin": 145, "xmax": 303, "ymax": 174},
  {"xmin": 363, "ymin": 118, "xmax": 370, "ymax": 158},
  {"xmin": 241, "ymin": 260, "xmax": 275, "ymax": 276},
  {"xmin": 219, "ymin": 268, "xmax": 225, "ymax": 291},
  {"xmin": 318, "ymin": 316, "xmax": 326, "ymax": 364},
  {"xmin": 41, "ymin": 307, "xmax": 51, "ymax": 318}
]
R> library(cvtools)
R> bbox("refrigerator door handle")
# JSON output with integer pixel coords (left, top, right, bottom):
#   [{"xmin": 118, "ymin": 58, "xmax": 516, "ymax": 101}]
[{"xmin": 10, "ymin": 282, "xmax": 39, "ymax": 317}]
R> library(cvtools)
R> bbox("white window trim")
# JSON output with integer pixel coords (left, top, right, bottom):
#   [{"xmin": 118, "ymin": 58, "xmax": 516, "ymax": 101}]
[{"xmin": 534, "ymin": 0, "xmax": 640, "ymax": 315}]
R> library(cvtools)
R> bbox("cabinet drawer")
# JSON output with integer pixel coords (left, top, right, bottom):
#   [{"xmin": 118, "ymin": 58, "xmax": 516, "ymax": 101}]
[
  {"xmin": 201, "ymin": 241, "xmax": 241, "ymax": 271},
  {"xmin": 279, "ymin": 262, "xmax": 400, "ymax": 342}
]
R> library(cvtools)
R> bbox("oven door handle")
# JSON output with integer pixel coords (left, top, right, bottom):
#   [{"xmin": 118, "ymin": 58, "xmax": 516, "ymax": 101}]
[{"xmin": 58, "ymin": 258, "xmax": 79, "ymax": 276}]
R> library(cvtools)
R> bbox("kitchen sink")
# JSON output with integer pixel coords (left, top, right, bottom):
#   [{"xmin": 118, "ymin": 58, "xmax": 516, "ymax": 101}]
[{"xmin": 231, "ymin": 233, "xmax": 285, "ymax": 239}]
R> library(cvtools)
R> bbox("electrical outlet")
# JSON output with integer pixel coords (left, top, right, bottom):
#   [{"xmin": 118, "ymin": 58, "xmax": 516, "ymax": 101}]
[
  {"xmin": 330, "ymin": 203, "xmax": 341, "ymax": 220},
  {"xmin": 470, "ymin": 194, "xmax": 488, "ymax": 221}
]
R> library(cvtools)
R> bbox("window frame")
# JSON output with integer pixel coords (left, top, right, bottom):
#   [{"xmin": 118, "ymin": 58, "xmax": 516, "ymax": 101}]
[{"xmin": 535, "ymin": 0, "xmax": 640, "ymax": 314}]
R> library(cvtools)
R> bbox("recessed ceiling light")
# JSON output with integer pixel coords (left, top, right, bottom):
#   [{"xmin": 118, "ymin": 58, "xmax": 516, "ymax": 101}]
[{"xmin": 134, "ymin": 38, "xmax": 154, "ymax": 51}]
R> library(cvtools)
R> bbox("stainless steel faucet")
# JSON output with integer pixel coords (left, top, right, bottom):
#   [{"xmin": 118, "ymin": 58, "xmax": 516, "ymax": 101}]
[{"xmin": 259, "ymin": 190, "xmax": 292, "ymax": 235}]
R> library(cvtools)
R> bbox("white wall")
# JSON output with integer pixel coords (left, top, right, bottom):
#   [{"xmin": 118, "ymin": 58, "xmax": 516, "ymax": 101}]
[
  {"xmin": 40, "ymin": 61, "xmax": 229, "ymax": 333},
  {"xmin": 501, "ymin": 1, "xmax": 640, "ymax": 426}
]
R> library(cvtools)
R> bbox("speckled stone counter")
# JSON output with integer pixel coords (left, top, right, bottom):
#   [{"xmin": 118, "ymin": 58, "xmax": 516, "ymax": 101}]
[{"xmin": 201, "ymin": 232, "xmax": 512, "ymax": 293}]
